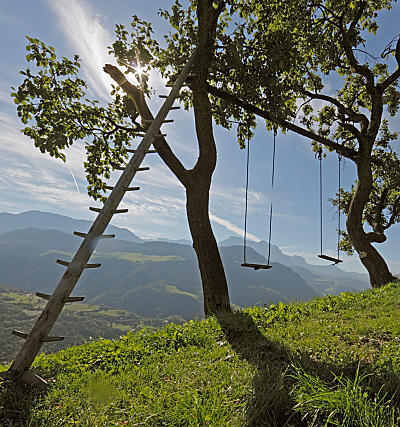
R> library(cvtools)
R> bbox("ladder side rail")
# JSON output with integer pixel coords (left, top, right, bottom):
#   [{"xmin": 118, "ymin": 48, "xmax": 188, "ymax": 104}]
[{"xmin": 7, "ymin": 50, "xmax": 197, "ymax": 379}]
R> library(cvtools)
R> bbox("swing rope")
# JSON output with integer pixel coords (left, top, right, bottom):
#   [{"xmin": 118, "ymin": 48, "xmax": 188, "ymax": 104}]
[
  {"xmin": 242, "ymin": 129, "xmax": 277, "ymax": 268},
  {"xmin": 267, "ymin": 130, "xmax": 277, "ymax": 265},
  {"xmin": 318, "ymin": 147, "xmax": 323, "ymax": 255},
  {"xmin": 337, "ymin": 154, "xmax": 342, "ymax": 260},
  {"xmin": 243, "ymin": 132, "xmax": 251, "ymax": 264},
  {"xmin": 317, "ymin": 146, "xmax": 343, "ymax": 264}
]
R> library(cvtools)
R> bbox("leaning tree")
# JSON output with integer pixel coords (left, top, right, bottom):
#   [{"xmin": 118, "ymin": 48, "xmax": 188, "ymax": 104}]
[{"xmin": 152, "ymin": 0, "xmax": 400, "ymax": 287}]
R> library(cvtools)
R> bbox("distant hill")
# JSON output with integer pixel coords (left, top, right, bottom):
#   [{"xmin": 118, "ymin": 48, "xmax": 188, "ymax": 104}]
[
  {"xmin": 0, "ymin": 227, "xmax": 317, "ymax": 319},
  {"xmin": 219, "ymin": 236, "xmax": 370, "ymax": 294},
  {"xmin": 0, "ymin": 282, "xmax": 183, "ymax": 364},
  {"xmin": 0, "ymin": 210, "xmax": 142, "ymax": 243}
]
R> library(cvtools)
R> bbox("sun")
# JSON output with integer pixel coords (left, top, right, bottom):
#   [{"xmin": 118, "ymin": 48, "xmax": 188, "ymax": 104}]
[{"xmin": 134, "ymin": 65, "xmax": 148, "ymax": 81}]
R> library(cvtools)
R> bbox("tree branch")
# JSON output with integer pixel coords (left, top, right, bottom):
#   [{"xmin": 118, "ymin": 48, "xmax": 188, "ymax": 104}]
[
  {"xmin": 340, "ymin": 3, "xmax": 375, "ymax": 88},
  {"xmin": 104, "ymin": 116, "xmax": 141, "ymax": 133},
  {"xmin": 304, "ymin": 90, "xmax": 369, "ymax": 128},
  {"xmin": 207, "ymin": 84, "xmax": 359, "ymax": 161},
  {"xmin": 373, "ymin": 187, "xmax": 388, "ymax": 231},
  {"xmin": 190, "ymin": 0, "xmax": 224, "ymax": 179},
  {"xmin": 103, "ymin": 64, "xmax": 190, "ymax": 186},
  {"xmin": 379, "ymin": 38, "xmax": 400, "ymax": 92},
  {"xmin": 365, "ymin": 231, "xmax": 387, "ymax": 243},
  {"xmin": 341, "ymin": 122, "xmax": 362, "ymax": 140},
  {"xmin": 383, "ymin": 195, "xmax": 400, "ymax": 230}
]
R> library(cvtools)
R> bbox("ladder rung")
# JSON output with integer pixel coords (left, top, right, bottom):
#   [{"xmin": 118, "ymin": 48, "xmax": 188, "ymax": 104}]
[
  {"xmin": 63, "ymin": 296, "xmax": 85, "ymax": 302},
  {"xmin": 104, "ymin": 185, "xmax": 140, "ymax": 191},
  {"xmin": 56, "ymin": 259, "xmax": 101, "ymax": 268},
  {"xmin": 114, "ymin": 166, "xmax": 150, "ymax": 172},
  {"xmin": 43, "ymin": 335, "xmax": 65, "ymax": 342},
  {"xmin": 12, "ymin": 330, "xmax": 65, "ymax": 342},
  {"xmin": 12, "ymin": 330, "xmax": 28, "ymax": 339},
  {"xmin": 126, "ymin": 149, "xmax": 157, "ymax": 154},
  {"xmin": 169, "ymin": 106, "xmax": 180, "ymax": 110},
  {"xmin": 89, "ymin": 207, "xmax": 128, "ymax": 214},
  {"xmin": 142, "ymin": 119, "xmax": 174, "ymax": 124},
  {"xmin": 73, "ymin": 231, "xmax": 115, "ymax": 239},
  {"xmin": 159, "ymin": 95, "xmax": 168, "ymax": 98},
  {"xmin": 36, "ymin": 292, "xmax": 52, "ymax": 300},
  {"xmin": 35, "ymin": 292, "xmax": 85, "ymax": 303},
  {"xmin": 44, "ymin": 336, "xmax": 64, "ymax": 342},
  {"xmin": 135, "ymin": 133, "xmax": 146, "ymax": 137}
]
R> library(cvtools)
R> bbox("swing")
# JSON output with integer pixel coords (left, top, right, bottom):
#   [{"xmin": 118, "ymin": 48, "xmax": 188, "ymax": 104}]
[
  {"xmin": 241, "ymin": 130, "xmax": 277, "ymax": 270},
  {"xmin": 317, "ymin": 147, "xmax": 343, "ymax": 265}
]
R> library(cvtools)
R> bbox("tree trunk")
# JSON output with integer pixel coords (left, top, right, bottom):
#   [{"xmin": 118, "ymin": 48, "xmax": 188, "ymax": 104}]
[
  {"xmin": 186, "ymin": 184, "xmax": 231, "ymax": 315},
  {"xmin": 105, "ymin": 0, "xmax": 232, "ymax": 316},
  {"xmin": 346, "ymin": 153, "xmax": 396, "ymax": 287}
]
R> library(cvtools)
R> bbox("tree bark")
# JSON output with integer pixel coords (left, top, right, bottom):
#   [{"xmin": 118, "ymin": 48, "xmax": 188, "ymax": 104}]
[
  {"xmin": 204, "ymin": 84, "xmax": 397, "ymax": 287},
  {"xmin": 186, "ymin": 183, "xmax": 231, "ymax": 314},
  {"xmin": 104, "ymin": 0, "xmax": 231, "ymax": 316},
  {"xmin": 346, "ymin": 149, "xmax": 396, "ymax": 287}
]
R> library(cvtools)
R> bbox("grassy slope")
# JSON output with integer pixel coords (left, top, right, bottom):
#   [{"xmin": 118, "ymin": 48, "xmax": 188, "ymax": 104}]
[
  {"xmin": 0, "ymin": 284, "xmax": 185, "ymax": 364},
  {"xmin": 1, "ymin": 283, "xmax": 400, "ymax": 426}
]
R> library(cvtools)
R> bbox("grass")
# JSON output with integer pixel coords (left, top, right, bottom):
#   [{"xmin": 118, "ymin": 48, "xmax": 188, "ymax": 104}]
[{"xmin": 1, "ymin": 282, "xmax": 400, "ymax": 425}]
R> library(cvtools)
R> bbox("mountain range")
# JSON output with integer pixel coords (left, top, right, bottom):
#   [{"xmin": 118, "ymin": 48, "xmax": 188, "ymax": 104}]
[{"xmin": 0, "ymin": 211, "xmax": 370, "ymax": 319}]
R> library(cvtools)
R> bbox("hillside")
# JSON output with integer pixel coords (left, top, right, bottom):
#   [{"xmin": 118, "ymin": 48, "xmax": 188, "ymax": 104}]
[
  {"xmin": 0, "ymin": 210, "xmax": 142, "ymax": 243},
  {"xmin": 0, "ymin": 227, "xmax": 317, "ymax": 318},
  {"xmin": 220, "ymin": 236, "xmax": 370, "ymax": 294},
  {"xmin": 2, "ymin": 282, "xmax": 400, "ymax": 426},
  {"xmin": 0, "ymin": 283, "xmax": 184, "ymax": 364}
]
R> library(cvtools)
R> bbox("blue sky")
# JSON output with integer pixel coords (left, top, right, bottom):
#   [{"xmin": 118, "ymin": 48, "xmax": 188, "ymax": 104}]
[{"xmin": 0, "ymin": 0, "xmax": 399, "ymax": 274}]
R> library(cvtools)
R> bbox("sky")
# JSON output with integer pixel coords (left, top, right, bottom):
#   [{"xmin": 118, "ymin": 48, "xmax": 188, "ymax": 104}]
[{"xmin": 0, "ymin": 0, "xmax": 399, "ymax": 274}]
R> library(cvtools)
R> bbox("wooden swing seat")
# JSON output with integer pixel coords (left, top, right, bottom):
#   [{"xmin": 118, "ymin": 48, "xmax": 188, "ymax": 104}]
[
  {"xmin": 241, "ymin": 263, "xmax": 272, "ymax": 270},
  {"xmin": 318, "ymin": 254, "xmax": 342, "ymax": 264}
]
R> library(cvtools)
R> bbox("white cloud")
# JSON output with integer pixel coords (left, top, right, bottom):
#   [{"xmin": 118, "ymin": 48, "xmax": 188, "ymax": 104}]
[
  {"xmin": 210, "ymin": 214, "xmax": 261, "ymax": 242},
  {"xmin": 47, "ymin": 0, "xmax": 115, "ymax": 101}
]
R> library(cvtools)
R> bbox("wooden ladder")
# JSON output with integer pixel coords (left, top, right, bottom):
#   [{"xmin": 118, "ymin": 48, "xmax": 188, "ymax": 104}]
[{"xmin": 0, "ymin": 52, "xmax": 196, "ymax": 387}]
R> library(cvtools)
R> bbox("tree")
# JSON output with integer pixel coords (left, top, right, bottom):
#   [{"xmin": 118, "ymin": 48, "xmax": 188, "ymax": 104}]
[
  {"xmin": 13, "ymin": 0, "xmax": 400, "ymax": 305},
  {"xmin": 12, "ymin": 1, "xmax": 231, "ymax": 316},
  {"xmin": 155, "ymin": 0, "xmax": 400, "ymax": 287}
]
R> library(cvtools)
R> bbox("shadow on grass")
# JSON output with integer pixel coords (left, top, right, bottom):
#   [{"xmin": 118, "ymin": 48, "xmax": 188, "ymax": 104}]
[
  {"xmin": 216, "ymin": 310, "xmax": 400, "ymax": 427},
  {"xmin": 0, "ymin": 377, "xmax": 46, "ymax": 427}
]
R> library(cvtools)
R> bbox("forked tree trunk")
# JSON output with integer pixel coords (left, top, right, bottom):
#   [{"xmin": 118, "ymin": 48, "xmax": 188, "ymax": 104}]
[
  {"xmin": 105, "ymin": 0, "xmax": 232, "ymax": 316},
  {"xmin": 346, "ymin": 153, "xmax": 396, "ymax": 287}
]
